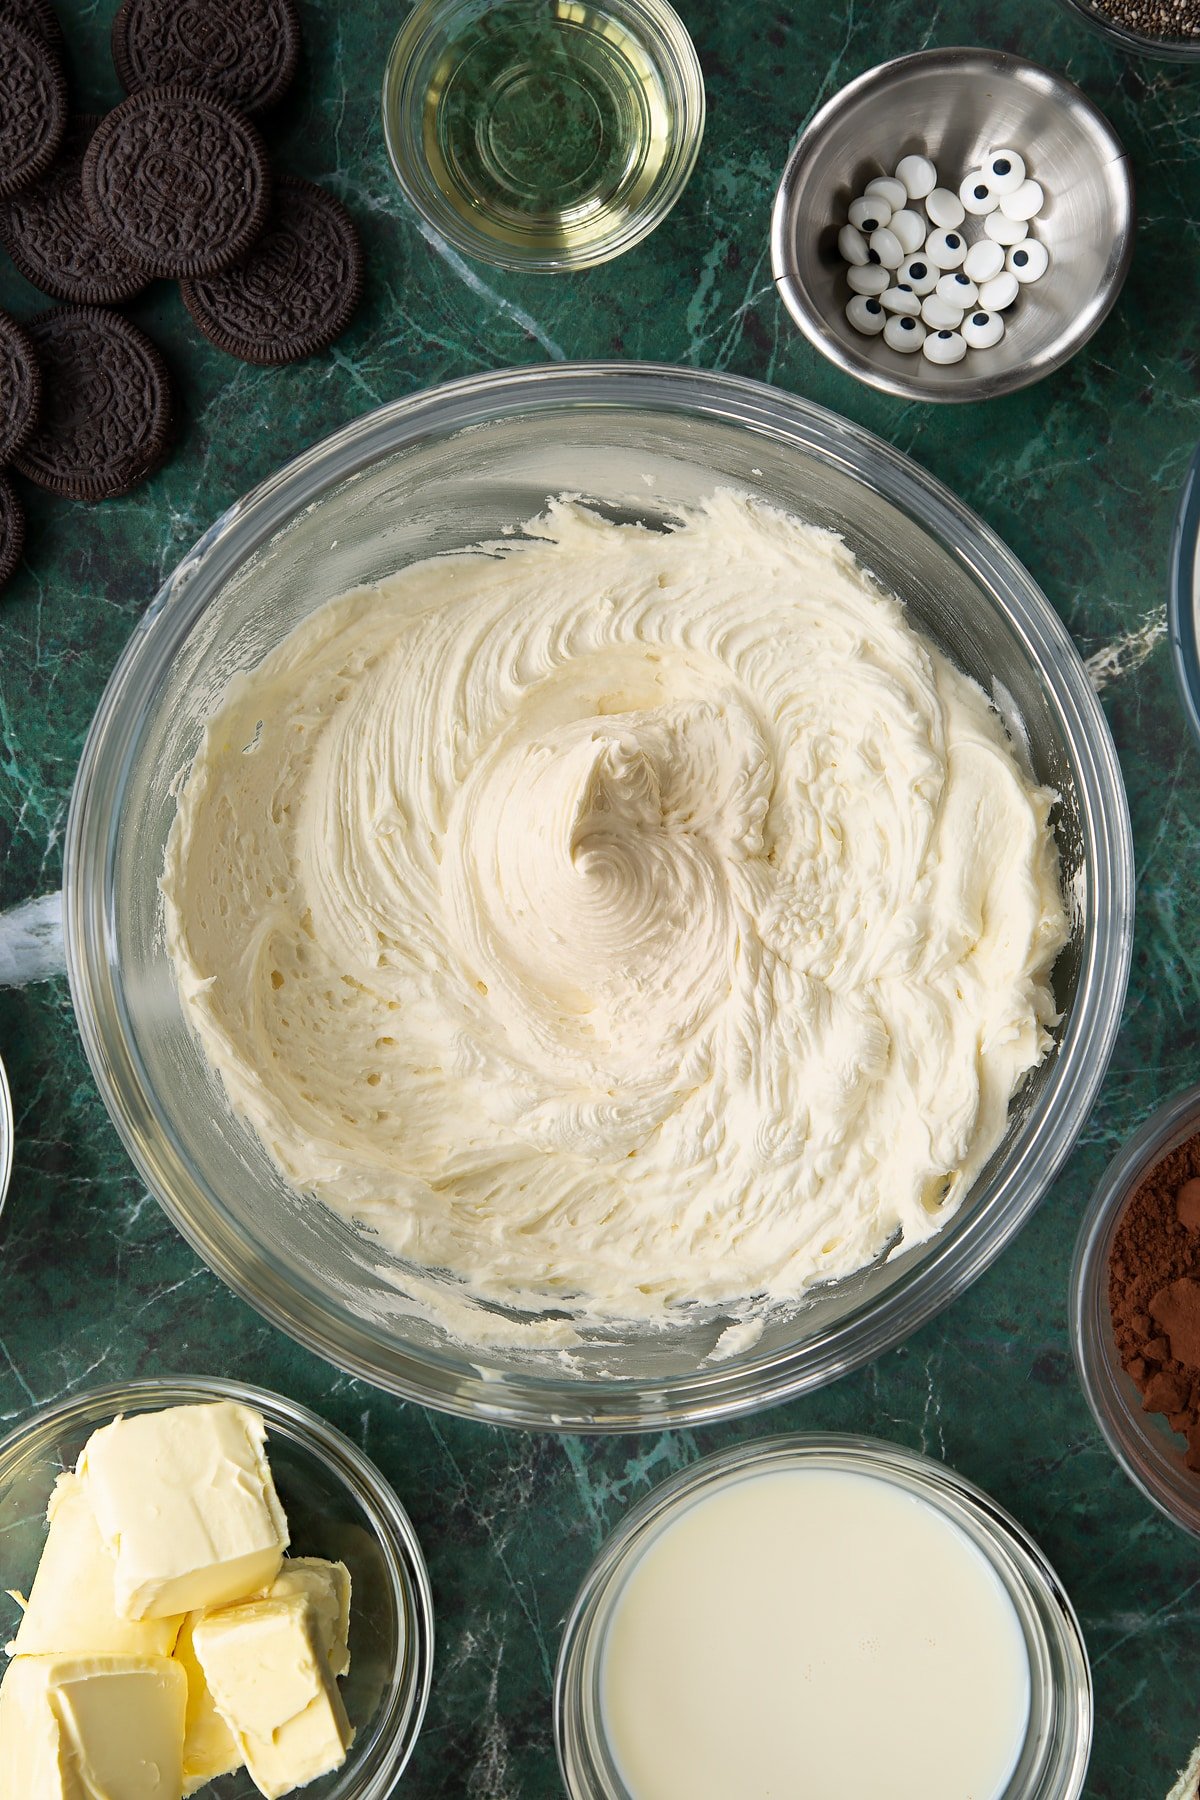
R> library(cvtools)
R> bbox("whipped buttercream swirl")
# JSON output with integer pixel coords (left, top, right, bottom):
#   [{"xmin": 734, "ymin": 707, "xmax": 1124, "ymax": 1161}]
[{"xmin": 163, "ymin": 494, "xmax": 1068, "ymax": 1330}]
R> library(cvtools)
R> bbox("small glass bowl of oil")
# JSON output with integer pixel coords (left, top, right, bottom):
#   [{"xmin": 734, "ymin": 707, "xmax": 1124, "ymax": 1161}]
[{"xmin": 382, "ymin": 0, "xmax": 705, "ymax": 271}]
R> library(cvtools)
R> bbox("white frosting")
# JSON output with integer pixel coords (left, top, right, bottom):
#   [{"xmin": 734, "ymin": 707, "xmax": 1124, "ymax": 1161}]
[{"xmin": 162, "ymin": 494, "xmax": 1067, "ymax": 1332}]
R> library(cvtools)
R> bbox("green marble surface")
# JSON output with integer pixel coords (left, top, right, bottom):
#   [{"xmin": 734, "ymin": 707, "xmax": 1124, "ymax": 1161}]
[{"xmin": 1, "ymin": 0, "xmax": 1199, "ymax": 1794}]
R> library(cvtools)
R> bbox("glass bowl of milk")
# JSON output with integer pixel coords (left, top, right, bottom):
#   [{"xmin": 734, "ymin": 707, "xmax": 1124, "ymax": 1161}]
[{"xmin": 555, "ymin": 1433, "xmax": 1092, "ymax": 1800}]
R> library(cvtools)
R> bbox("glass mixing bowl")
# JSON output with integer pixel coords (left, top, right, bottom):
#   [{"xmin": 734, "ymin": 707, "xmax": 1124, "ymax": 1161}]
[
  {"xmin": 64, "ymin": 364, "xmax": 1134, "ymax": 1431},
  {"xmin": 0, "ymin": 1376, "xmax": 434, "ymax": 1800}
]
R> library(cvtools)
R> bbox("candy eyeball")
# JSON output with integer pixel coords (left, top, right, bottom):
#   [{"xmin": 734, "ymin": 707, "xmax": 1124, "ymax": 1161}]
[
  {"xmin": 920, "ymin": 294, "xmax": 964, "ymax": 330},
  {"xmin": 984, "ymin": 210, "xmax": 1029, "ymax": 247},
  {"xmin": 868, "ymin": 227, "xmax": 904, "ymax": 269},
  {"xmin": 925, "ymin": 187, "xmax": 966, "ymax": 229},
  {"xmin": 895, "ymin": 153, "xmax": 937, "ymax": 200},
  {"xmin": 849, "ymin": 195, "xmax": 891, "ymax": 233},
  {"xmin": 864, "ymin": 175, "xmax": 908, "ymax": 212},
  {"xmin": 963, "ymin": 238, "xmax": 1005, "ymax": 284},
  {"xmin": 896, "ymin": 254, "xmax": 937, "ymax": 295},
  {"xmin": 847, "ymin": 294, "xmax": 887, "ymax": 335},
  {"xmin": 1007, "ymin": 239, "xmax": 1049, "ymax": 283},
  {"xmin": 847, "ymin": 262, "xmax": 891, "ymax": 294},
  {"xmin": 880, "ymin": 285, "xmax": 921, "ymax": 315},
  {"xmin": 999, "ymin": 178, "xmax": 1044, "ymax": 223},
  {"xmin": 838, "ymin": 224, "xmax": 870, "ymax": 266},
  {"xmin": 887, "ymin": 208, "xmax": 926, "ymax": 254},
  {"xmin": 962, "ymin": 309, "xmax": 1005, "ymax": 349},
  {"xmin": 925, "ymin": 228, "xmax": 967, "ymax": 270},
  {"xmin": 979, "ymin": 270, "xmax": 1020, "ymax": 312},
  {"xmin": 935, "ymin": 271, "xmax": 978, "ymax": 307},
  {"xmin": 883, "ymin": 313, "xmax": 927, "ymax": 352},
  {"xmin": 983, "ymin": 148, "xmax": 1026, "ymax": 194},
  {"xmin": 959, "ymin": 172, "xmax": 998, "ymax": 216},
  {"xmin": 922, "ymin": 328, "xmax": 967, "ymax": 365}
]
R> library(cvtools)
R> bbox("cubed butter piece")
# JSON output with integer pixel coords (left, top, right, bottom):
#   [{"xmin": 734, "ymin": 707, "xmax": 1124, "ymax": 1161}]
[
  {"xmin": 193, "ymin": 1592, "xmax": 353, "ymax": 1800},
  {"xmin": 6, "ymin": 1472, "xmax": 183, "ymax": 1658},
  {"xmin": 79, "ymin": 1402, "xmax": 289, "ymax": 1620},
  {"xmin": 174, "ymin": 1612, "xmax": 244, "ymax": 1797},
  {"xmin": 268, "ymin": 1558, "xmax": 352, "ymax": 1678},
  {"xmin": 0, "ymin": 1651, "xmax": 186, "ymax": 1800}
]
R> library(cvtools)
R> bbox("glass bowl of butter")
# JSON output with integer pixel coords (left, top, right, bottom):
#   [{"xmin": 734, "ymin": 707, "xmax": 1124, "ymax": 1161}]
[
  {"xmin": 64, "ymin": 363, "xmax": 1134, "ymax": 1431},
  {"xmin": 0, "ymin": 1376, "xmax": 433, "ymax": 1800}
]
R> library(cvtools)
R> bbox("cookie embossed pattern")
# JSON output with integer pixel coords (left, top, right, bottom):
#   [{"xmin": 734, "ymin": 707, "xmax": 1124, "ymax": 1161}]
[
  {"xmin": 111, "ymin": 0, "xmax": 303, "ymax": 112},
  {"xmin": 81, "ymin": 85, "xmax": 273, "ymax": 278}
]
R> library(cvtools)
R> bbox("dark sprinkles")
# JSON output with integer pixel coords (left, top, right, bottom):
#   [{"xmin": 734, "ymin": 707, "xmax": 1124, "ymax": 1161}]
[
  {"xmin": 0, "ymin": 115, "xmax": 152, "ymax": 304},
  {"xmin": 0, "ymin": 16, "xmax": 67, "ymax": 199},
  {"xmin": 81, "ymin": 84, "xmax": 271, "ymax": 279},
  {"xmin": 111, "ymin": 0, "xmax": 301, "ymax": 114},
  {"xmin": 11, "ymin": 306, "xmax": 174, "ymax": 501},
  {"xmin": 0, "ymin": 309, "xmax": 42, "ymax": 461},
  {"xmin": 180, "ymin": 176, "xmax": 364, "ymax": 366}
]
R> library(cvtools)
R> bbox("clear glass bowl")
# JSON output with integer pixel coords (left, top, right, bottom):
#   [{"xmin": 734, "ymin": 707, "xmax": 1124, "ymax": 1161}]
[
  {"xmin": 1055, "ymin": 0, "xmax": 1200, "ymax": 63},
  {"xmin": 554, "ymin": 1433, "xmax": 1093, "ymax": 1800},
  {"xmin": 64, "ymin": 364, "xmax": 1134, "ymax": 1431},
  {"xmin": 0, "ymin": 1053, "xmax": 11, "ymax": 1218},
  {"xmin": 1169, "ymin": 440, "xmax": 1200, "ymax": 751},
  {"xmin": 381, "ymin": 0, "xmax": 705, "ymax": 271},
  {"xmin": 1071, "ymin": 1082, "xmax": 1200, "ymax": 1537},
  {"xmin": 0, "ymin": 1376, "xmax": 434, "ymax": 1800}
]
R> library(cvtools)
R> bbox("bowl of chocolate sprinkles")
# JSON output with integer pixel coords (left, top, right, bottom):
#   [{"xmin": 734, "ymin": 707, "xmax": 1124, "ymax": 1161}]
[
  {"xmin": 1056, "ymin": 0, "xmax": 1200, "ymax": 61},
  {"xmin": 1072, "ymin": 1082, "xmax": 1200, "ymax": 1537}
]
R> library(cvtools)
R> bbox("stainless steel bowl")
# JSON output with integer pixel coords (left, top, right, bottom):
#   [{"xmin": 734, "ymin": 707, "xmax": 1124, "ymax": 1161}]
[
  {"xmin": 64, "ymin": 364, "xmax": 1134, "ymax": 1432},
  {"xmin": 771, "ymin": 48, "xmax": 1135, "ymax": 403}
]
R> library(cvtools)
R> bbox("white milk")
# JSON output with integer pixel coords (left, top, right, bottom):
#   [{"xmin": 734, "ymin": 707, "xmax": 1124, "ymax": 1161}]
[{"xmin": 600, "ymin": 1466, "xmax": 1031, "ymax": 1800}]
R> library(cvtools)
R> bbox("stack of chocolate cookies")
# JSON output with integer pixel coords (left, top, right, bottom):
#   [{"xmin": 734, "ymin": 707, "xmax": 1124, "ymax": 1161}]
[{"xmin": 0, "ymin": 0, "xmax": 365, "ymax": 591}]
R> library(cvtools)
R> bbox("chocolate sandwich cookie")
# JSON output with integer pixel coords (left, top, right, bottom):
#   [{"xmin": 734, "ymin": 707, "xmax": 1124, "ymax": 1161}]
[
  {"xmin": 81, "ymin": 85, "xmax": 271, "ymax": 280},
  {"xmin": 180, "ymin": 177, "xmax": 364, "ymax": 365},
  {"xmin": 0, "ymin": 473, "xmax": 25, "ymax": 595},
  {"xmin": 0, "ymin": 310, "xmax": 42, "ymax": 462},
  {"xmin": 0, "ymin": 15, "xmax": 67, "ymax": 198},
  {"xmin": 12, "ymin": 307, "xmax": 174, "ymax": 501},
  {"xmin": 112, "ymin": 0, "xmax": 301, "ymax": 115},
  {"xmin": 0, "ymin": 115, "xmax": 151, "ymax": 304},
  {"xmin": 0, "ymin": 0, "xmax": 64, "ymax": 50}
]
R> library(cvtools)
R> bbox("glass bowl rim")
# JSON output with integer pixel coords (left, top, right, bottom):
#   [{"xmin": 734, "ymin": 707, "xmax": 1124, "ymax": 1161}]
[
  {"xmin": 380, "ymin": 0, "xmax": 706, "ymax": 272},
  {"xmin": 63, "ymin": 360, "xmax": 1135, "ymax": 1432},
  {"xmin": 0, "ymin": 1372, "xmax": 435, "ymax": 1800},
  {"xmin": 1169, "ymin": 439, "xmax": 1200, "ymax": 753},
  {"xmin": 1070, "ymin": 1079, "xmax": 1200, "ymax": 1538},
  {"xmin": 552, "ymin": 1429, "xmax": 1093, "ymax": 1800},
  {"xmin": 1054, "ymin": 0, "xmax": 1200, "ymax": 61},
  {"xmin": 0, "ymin": 1054, "xmax": 11, "ymax": 1219}
]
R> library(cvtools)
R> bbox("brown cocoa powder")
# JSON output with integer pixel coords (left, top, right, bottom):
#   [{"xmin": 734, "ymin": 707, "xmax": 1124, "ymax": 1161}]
[{"xmin": 1109, "ymin": 1128, "xmax": 1200, "ymax": 1469}]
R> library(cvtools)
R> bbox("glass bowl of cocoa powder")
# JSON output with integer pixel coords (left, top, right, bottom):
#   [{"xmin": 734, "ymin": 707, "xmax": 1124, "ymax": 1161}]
[{"xmin": 1072, "ymin": 1082, "xmax": 1200, "ymax": 1536}]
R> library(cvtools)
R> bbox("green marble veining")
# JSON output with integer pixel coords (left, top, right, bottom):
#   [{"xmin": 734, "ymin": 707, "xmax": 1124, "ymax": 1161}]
[{"xmin": 2, "ymin": 0, "xmax": 1200, "ymax": 1794}]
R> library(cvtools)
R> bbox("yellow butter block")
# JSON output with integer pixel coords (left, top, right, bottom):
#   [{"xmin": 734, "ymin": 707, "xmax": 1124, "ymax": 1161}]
[
  {"xmin": 193, "ymin": 1592, "xmax": 353, "ymax": 1800},
  {"xmin": 268, "ymin": 1558, "xmax": 352, "ymax": 1678},
  {"xmin": 6, "ymin": 1472, "xmax": 183, "ymax": 1660},
  {"xmin": 79, "ymin": 1402, "xmax": 289, "ymax": 1620},
  {"xmin": 174, "ymin": 1612, "xmax": 244, "ymax": 1797},
  {"xmin": 0, "ymin": 1651, "xmax": 186, "ymax": 1800}
]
